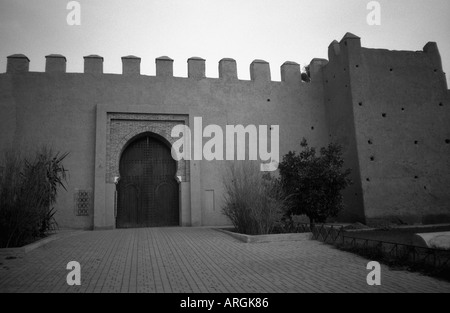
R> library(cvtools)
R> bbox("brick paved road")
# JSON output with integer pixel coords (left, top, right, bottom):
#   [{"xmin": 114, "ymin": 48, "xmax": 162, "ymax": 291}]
[{"xmin": 0, "ymin": 227, "xmax": 449, "ymax": 293}]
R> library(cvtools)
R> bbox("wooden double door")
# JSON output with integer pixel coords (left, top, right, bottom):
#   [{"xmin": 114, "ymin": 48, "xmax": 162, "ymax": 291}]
[{"xmin": 117, "ymin": 135, "xmax": 179, "ymax": 228}]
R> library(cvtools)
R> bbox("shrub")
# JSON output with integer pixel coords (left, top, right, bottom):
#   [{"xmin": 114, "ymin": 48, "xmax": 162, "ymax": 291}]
[
  {"xmin": 0, "ymin": 147, "xmax": 68, "ymax": 248},
  {"xmin": 221, "ymin": 162, "xmax": 283, "ymax": 235},
  {"xmin": 278, "ymin": 138, "xmax": 352, "ymax": 224}
]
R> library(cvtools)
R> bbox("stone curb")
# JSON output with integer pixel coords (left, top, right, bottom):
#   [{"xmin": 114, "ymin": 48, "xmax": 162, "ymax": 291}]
[
  {"xmin": 0, "ymin": 230, "xmax": 85, "ymax": 258},
  {"xmin": 215, "ymin": 228, "xmax": 312, "ymax": 243}
]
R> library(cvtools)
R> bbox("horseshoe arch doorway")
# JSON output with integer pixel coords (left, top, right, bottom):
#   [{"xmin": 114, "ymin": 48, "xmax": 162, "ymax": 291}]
[{"xmin": 116, "ymin": 133, "xmax": 179, "ymax": 228}]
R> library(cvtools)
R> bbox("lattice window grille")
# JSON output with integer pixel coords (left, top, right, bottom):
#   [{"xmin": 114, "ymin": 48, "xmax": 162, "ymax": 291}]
[{"xmin": 74, "ymin": 189, "xmax": 91, "ymax": 216}]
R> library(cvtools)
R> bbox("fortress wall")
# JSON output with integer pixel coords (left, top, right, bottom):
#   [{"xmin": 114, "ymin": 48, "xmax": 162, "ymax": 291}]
[
  {"xmin": 4, "ymin": 73, "xmax": 97, "ymax": 229},
  {"xmin": 0, "ymin": 75, "xmax": 16, "ymax": 152},
  {"xmin": 0, "ymin": 55, "xmax": 329, "ymax": 229},
  {"xmin": 3, "ymin": 33, "xmax": 447, "ymax": 229},
  {"xmin": 349, "ymin": 42, "xmax": 450, "ymax": 225},
  {"xmin": 323, "ymin": 34, "xmax": 366, "ymax": 223}
]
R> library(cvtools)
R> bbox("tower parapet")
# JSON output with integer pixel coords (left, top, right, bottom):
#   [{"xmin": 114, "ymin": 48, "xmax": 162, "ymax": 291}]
[
  {"xmin": 309, "ymin": 59, "xmax": 328, "ymax": 82},
  {"xmin": 121, "ymin": 55, "xmax": 141, "ymax": 75},
  {"xmin": 84, "ymin": 55, "xmax": 104, "ymax": 74},
  {"xmin": 45, "ymin": 54, "xmax": 66, "ymax": 73},
  {"xmin": 219, "ymin": 58, "xmax": 237, "ymax": 80},
  {"xmin": 187, "ymin": 57, "xmax": 205, "ymax": 79},
  {"xmin": 156, "ymin": 56, "xmax": 174, "ymax": 77},
  {"xmin": 281, "ymin": 61, "xmax": 301, "ymax": 84},
  {"xmin": 250, "ymin": 59, "xmax": 270, "ymax": 82},
  {"xmin": 7, "ymin": 54, "xmax": 30, "ymax": 73}
]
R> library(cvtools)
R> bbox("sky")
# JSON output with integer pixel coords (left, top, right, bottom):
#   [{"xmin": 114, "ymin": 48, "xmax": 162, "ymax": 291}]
[{"xmin": 0, "ymin": 0, "xmax": 449, "ymax": 84}]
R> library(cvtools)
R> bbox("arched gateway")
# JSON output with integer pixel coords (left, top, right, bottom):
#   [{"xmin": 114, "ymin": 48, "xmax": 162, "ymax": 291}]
[{"xmin": 116, "ymin": 133, "xmax": 179, "ymax": 228}]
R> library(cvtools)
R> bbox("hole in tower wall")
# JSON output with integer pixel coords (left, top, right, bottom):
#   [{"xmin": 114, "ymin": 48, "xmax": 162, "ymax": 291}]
[
  {"xmin": 414, "ymin": 176, "xmax": 419, "ymax": 179},
  {"xmin": 368, "ymin": 139, "xmax": 373, "ymax": 145},
  {"xmin": 356, "ymin": 65, "xmax": 359, "ymax": 68},
  {"xmin": 446, "ymin": 139, "xmax": 450, "ymax": 144},
  {"xmin": 311, "ymin": 126, "xmax": 314, "ymax": 130},
  {"xmin": 414, "ymin": 140, "xmax": 418, "ymax": 145},
  {"xmin": 370, "ymin": 156, "xmax": 375, "ymax": 161},
  {"xmin": 359, "ymin": 102, "xmax": 363, "ymax": 106},
  {"xmin": 401, "ymin": 108, "xmax": 405, "ymax": 111},
  {"xmin": 390, "ymin": 68, "xmax": 393, "ymax": 72},
  {"xmin": 267, "ymin": 99, "xmax": 271, "ymax": 102},
  {"xmin": 366, "ymin": 178, "xmax": 370, "ymax": 182},
  {"xmin": 382, "ymin": 113, "xmax": 387, "ymax": 117},
  {"xmin": 439, "ymin": 102, "xmax": 443, "ymax": 107}
]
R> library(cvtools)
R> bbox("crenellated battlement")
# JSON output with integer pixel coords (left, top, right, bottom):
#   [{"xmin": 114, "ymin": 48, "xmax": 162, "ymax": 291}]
[
  {"xmin": 3, "ymin": 33, "xmax": 446, "ymax": 88},
  {"xmin": 4, "ymin": 53, "xmax": 323, "ymax": 84}
]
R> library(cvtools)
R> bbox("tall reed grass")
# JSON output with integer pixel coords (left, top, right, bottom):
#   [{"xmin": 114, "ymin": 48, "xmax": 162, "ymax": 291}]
[
  {"xmin": 0, "ymin": 146, "xmax": 68, "ymax": 248},
  {"xmin": 221, "ymin": 162, "xmax": 283, "ymax": 235}
]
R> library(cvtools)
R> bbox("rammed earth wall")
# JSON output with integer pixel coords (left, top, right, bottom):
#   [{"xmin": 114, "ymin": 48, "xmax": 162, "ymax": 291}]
[{"xmin": 0, "ymin": 33, "xmax": 449, "ymax": 229}]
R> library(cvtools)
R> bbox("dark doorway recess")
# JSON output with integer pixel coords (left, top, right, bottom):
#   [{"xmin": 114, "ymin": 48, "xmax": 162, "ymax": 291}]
[{"xmin": 117, "ymin": 134, "xmax": 179, "ymax": 228}]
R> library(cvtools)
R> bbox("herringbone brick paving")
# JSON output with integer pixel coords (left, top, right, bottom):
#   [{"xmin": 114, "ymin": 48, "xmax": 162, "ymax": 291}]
[{"xmin": 0, "ymin": 227, "xmax": 449, "ymax": 293}]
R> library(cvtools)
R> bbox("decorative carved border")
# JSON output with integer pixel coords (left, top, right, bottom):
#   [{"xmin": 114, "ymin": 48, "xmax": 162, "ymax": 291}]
[{"xmin": 106, "ymin": 113, "xmax": 189, "ymax": 183}]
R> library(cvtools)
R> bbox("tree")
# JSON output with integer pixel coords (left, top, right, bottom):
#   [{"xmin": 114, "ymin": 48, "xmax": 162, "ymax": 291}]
[
  {"xmin": 301, "ymin": 65, "xmax": 311, "ymax": 82},
  {"xmin": 278, "ymin": 138, "xmax": 352, "ymax": 225}
]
